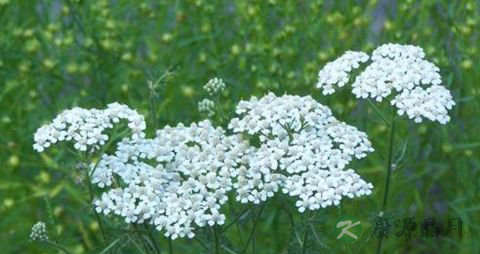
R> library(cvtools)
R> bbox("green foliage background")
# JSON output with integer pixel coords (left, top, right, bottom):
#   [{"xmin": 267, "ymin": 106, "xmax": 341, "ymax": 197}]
[{"xmin": 1, "ymin": 0, "xmax": 479, "ymax": 253}]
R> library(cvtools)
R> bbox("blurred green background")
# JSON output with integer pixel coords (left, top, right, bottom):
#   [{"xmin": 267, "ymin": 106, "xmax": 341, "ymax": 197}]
[{"xmin": 1, "ymin": 0, "xmax": 479, "ymax": 253}]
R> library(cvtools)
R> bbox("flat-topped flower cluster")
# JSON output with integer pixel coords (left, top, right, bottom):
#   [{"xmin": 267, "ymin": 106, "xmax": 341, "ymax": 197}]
[
  {"xmin": 92, "ymin": 120, "xmax": 250, "ymax": 239},
  {"xmin": 33, "ymin": 102, "xmax": 146, "ymax": 152},
  {"xmin": 316, "ymin": 43, "xmax": 455, "ymax": 124},
  {"xmin": 33, "ymin": 93, "xmax": 375, "ymax": 238},
  {"xmin": 31, "ymin": 43, "xmax": 456, "ymax": 244},
  {"xmin": 229, "ymin": 93, "xmax": 374, "ymax": 212}
]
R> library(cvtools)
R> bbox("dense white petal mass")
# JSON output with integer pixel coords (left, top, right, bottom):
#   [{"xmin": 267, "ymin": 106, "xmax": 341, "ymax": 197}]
[
  {"xmin": 316, "ymin": 43, "xmax": 455, "ymax": 124},
  {"xmin": 92, "ymin": 120, "xmax": 250, "ymax": 239},
  {"xmin": 33, "ymin": 103, "xmax": 146, "ymax": 152},
  {"xmin": 228, "ymin": 93, "xmax": 374, "ymax": 212},
  {"xmin": 352, "ymin": 44, "xmax": 442, "ymax": 101},
  {"xmin": 316, "ymin": 51, "xmax": 370, "ymax": 95},
  {"xmin": 391, "ymin": 85, "xmax": 455, "ymax": 124}
]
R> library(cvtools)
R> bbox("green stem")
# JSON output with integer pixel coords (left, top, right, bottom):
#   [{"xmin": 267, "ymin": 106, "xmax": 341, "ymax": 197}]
[
  {"xmin": 89, "ymin": 127, "xmax": 130, "ymax": 177},
  {"xmin": 149, "ymin": 86, "xmax": 159, "ymax": 130},
  {"xmin": 140, "ymin": 237, "xmax": 153, "ymax": 254},
  {"xmin": 376, "ymin": 111, "xmax": 396, "ymax": 254},
  {"xmin": 193, "ymin": 237, "xmax": 208, "ymax": 252},
  {"xmin": 213, "ymin": 226, "xmax": 220, "ymax": 254},
  {"xmin": 214, "ymin": 96, "xmax": 227, "ymax": 123},
  {"xmin": 130, "ymin": 236, "xmax": 149, "ymax": 254},
  {"xmin": 301, "ymin": 224, "xmax": 309, "ymax": 254},
  {"xmin": 235, "ymin": 218, "xmax": 245, "ymax": 246},
  {"xmin": 146, "ymin": 226, "xmax": 162, "ymax": 254},
  {"xmin": 221, "ymin": 244, "xmax": 239, "ymax": 254},
  {"xmin": 337, "ymin": 203, "xmax": 342, "ymax": 217},
  {"xmin": 301, "ymin": 211, "xmax": 313, "ymax": 254},
  {"xmin": 381, "ymin": 118, "xmax": 396, "ymax": 210},
  {"xmin": 84, "ymin": 166, "xmax": 107, "ymax": 242},
  {"xmin": 221, "ymin": 208, "xmax": 250, "ymax": 233},
  {"xmin": 148, "ymin": 69, "xmax": 173, "ymax": 130},
  {"xmin": 133, "ymin": 224, "xmax": 153, "ymax": 254},
  {"xmin": 242, "ymin": 204, "xmax": 265, "ymax": 253},
  {"xmin": 45, "ymin": 240, "xmax": 73, "ymax": 254},
  {"xmin": 366, "ymin": 99, "xmax": 391, "ymax": 126},
  {"xmin": 168, "ymin": 237, "xmax": 173, "ymax": 254}
]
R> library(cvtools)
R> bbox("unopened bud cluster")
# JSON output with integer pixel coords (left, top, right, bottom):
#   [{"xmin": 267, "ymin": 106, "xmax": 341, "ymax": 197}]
[
  {"xmin": 30, "ymin": 221, "xmax": 48, "ymax": 241},
  {"xmin": 203, "ymin": 77, "xmax": 226, "ymax": 96}
]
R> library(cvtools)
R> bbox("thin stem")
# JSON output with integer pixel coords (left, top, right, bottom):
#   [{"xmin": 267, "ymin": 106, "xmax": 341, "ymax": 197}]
[
  {"xmin": 45, "ymin": 240, "xmax": 73, "ymax": 254},
  {"xmin": 242, "ymin": 204, "xmax": 265, "ymax": 253},
  {"xmin": 376, "ymin": 111, "xmax": 396, "ymax": 254},
  {"xmin": 221, "ymin": 208, "xmax": 250, "ymax": 233},
  {"xmin": 132, "ymin": 224, "xmax": 153, "ymax": 254},
  {"xmin": 149, "ymin": 83, "xmax": 159, "ymax": 130},
  {"xmin": 140, "ymin": 236, "xmax": 153, "ymax": 254},
  {"xmin": 222, "ymin": 244, "xmax": 239, "ymax": 254},
  {"xmin": 193, "ymin": 237, "xmax": 208, "ymax": 252},
  {"xmin": 84, "ymin": 168, "xmax": 107, "ymax": 241},
  {"xmin": 337, "ymin": 203, "xmax": 342, "ymax": 217},
  {"xmin": 235, "ymin": 218, "xmax": 245, "ymax": 246},
  {"xmin": 301, "ymin": 225, "xmax": 309, "ymax": 254},
  {"xmin": 382, "ymin": 114, "xmax": 396, "ymax": 210},
  {"xmin": 301, "ymin": 211, "xmax": 312, "ymax": 254},
  {"xmin": 168, "ymin": 237, "xmax": 173, "ymax": 254},
  {"xmin": 213, "ymin": 226, "xmax": 220, "ymax": 254},
  {"xmin": 214, "ymin": 96, "xmax": 227, "ymax": 123},
  {"xmin": 308, "ymin": 224, "xmax": 323, "ymax": 248},
  {"xmin": 146, "ymin": 226, "xmax": 162, "ymax": 254},
  {"xmin": 89, "ymin": 127, "xmax": 130, "ymax": 177},
  {"xmin": 366, "ymin": 99, "xmax": 391, "ymax": 126},
  {"xmin": 130, "ymin": 236, "xmax": 149, "ymax": 254},
  {"xmin": 148, "ymin": 69, "xmax": 173, "ymax": 130}
]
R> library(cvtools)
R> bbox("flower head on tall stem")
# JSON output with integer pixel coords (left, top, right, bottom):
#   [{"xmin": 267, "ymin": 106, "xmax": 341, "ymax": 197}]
[
  {"xmin": 316, "ymin": 43, "xmax": 455, "ymax": 124},
  {"xmin": 229, "ymin": 93, "xmax": 374, "ymax": 212},
  {"xmin": 33, "ymin": 103, "xmax": 146, "ymax": 152},
  {"xmin": 93, "ymin": 120, "xmax": 250, "ymax": 239}
]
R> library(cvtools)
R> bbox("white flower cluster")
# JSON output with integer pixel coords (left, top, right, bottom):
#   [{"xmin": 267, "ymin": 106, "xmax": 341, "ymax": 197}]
[
  {"xmin": 203, "ymin": 77, "xmax": 226, "ymax": 96},
  {"xmin": 198, "ymin": 98, "xmax": 216, "ymax": 117},
  {"xmin": 391, "ymin": 85, "xmax": 455, "ymax": 123},
  {"xmin": 229, "ymin": 93, "xmax": 374, "ymax": 212},
  {"xmin": 30, "ymin": 221, "xmax": 48, "ymax": 241},
  {"xmin": 284, "ymin": 169, "xmax": 373, "ymax": 212},
  {"xmin": 316, "ymin": 43, "xmax": 455, "ymax": 124},
  {"xmin": 92, "ymin": 120, "xmax": 250, "ymax": 239},
  {"xmin": 316, "ymin": 51, "xmax": 369, "ymax": 95},
  {"xmin": 33, "ymin": 103, "xmax": 146, "ymax": 152},
  {"xmin": 33, "ymin": 93, "xmax": 377, "ymax": 237},
  {"xmin": 352, "ymin": 44, "xmax": 441, "ymax": 101}
]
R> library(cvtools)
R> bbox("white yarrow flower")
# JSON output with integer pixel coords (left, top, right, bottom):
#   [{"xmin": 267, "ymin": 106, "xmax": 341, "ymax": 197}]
[
  {"xmin": 316, "ymin": 43, "xmax": 455, "ymax": 124},
  {"xmin": 33, "ymin": 103, "xmax": 146, "ymax": 152},
  {"xmin": 316, "ymin": 51, "xmax": 370, "ymax": 95},
  {"xmin": 228, "ymin": 93, "xmax": 374, "ymax": 212},
  {"xmin": 92, "ymin": 120, "xmax": 249, "ymax": 238}
]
